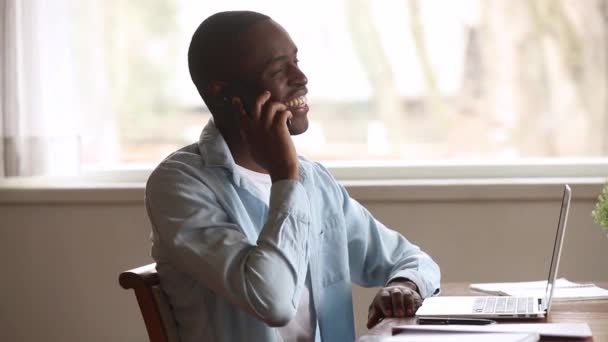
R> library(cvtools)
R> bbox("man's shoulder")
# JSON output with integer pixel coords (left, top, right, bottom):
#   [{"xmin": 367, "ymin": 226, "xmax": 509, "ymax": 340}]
[
  {"xmin": 299, "ymin": 157, "xmax": 333, "ymax": 179},
  {"xmin": 147, "ymin": 142, "xmax": 211, "ymax": 186},
  {"xmin": 298, "ymin": 157, "xmax": 343, "ymax": 195}
]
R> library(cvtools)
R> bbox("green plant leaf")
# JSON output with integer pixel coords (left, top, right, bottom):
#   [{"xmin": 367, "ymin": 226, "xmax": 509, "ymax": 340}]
[{"xmin": 592, "ymin": 181, "xmax": 608, "ymax": 230}]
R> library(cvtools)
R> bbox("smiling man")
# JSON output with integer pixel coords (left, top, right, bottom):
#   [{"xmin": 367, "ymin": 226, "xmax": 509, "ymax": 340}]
[{"xmin": 145, "ymin": 11, "xmax": 440, "ymax": 342}]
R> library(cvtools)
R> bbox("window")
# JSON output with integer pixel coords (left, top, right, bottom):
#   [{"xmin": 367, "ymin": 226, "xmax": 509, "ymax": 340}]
[{"xmin": 9, "ymin": 0, "xmax": 608, "ymax": 177}]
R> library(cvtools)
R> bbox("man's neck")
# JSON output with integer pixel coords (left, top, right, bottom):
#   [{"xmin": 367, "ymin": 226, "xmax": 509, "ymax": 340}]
[
  {"xmin": 222, "ymin": 130, "xmax": 268, "ymax": 174},
  {"xmin": 234, "ymin": 155, "xmax": 268, "ymax": 174}
]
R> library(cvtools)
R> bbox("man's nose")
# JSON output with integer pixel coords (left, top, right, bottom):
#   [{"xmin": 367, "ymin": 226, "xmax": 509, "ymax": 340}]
[{"xmin": 289, "ymin": 66, "xmax": 308, "ymax": 86}]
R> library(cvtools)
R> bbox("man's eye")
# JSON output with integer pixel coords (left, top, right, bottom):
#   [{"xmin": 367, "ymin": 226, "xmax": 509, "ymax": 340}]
[{"xmin": 271, "ymin": 69, "xmax": 284, "ymax": 77}]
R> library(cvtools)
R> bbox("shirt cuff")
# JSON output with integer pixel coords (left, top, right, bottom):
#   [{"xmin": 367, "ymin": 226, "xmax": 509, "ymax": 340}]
[
  {"xmin": 269, "ymin": 180, "xmax": 311, "ymax": 222},
  {"xmin": 388, "ymin": 270, "xmax": 441, "ymax": 299}
]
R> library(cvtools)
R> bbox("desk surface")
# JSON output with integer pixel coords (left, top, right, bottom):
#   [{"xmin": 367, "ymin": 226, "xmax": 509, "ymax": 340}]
[{"xmin": 359, "ymin": 282, "xmax": 608, "ymax": 342}]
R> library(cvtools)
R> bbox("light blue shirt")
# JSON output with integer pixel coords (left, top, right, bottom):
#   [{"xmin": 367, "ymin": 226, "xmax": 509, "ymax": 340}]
[{"xmin": 145, "ymin": 120, "xmax": 441, "ymax": 342}]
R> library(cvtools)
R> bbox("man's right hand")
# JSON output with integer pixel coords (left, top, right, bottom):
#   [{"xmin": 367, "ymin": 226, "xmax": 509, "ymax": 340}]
[{"xmin": 236, "ymin": 90, "xmax": 299, "ymax": 182}]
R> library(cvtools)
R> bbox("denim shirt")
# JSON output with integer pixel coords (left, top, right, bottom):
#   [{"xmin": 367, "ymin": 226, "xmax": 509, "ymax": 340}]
[{"xmin": 145, "ymin": 120, "xmax": 441, "ymax": 342}]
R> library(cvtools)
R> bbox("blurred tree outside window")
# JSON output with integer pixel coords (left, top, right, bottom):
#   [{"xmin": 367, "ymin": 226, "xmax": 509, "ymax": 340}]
[{"xmin": 70, "ymin": 0, "xmax": 608, "ymax": 171}]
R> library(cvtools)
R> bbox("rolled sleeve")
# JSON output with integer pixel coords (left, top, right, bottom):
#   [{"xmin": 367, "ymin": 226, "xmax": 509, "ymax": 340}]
[
  {"xmin": 388, "ymin": 268, "xmax": 441, "ymax": 298},
  {"xmin": 267, "ymin": 180, "xmax": 311, "ymax": 224}
]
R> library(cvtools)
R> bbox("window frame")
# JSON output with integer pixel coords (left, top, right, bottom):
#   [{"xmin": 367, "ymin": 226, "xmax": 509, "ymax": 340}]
[
  {"xmin": 0, "ymin": 161, "xmax": 605, "ymax": 204},
  {"xmin": 68, "ymin": 158, "xmax": 608, "ymax": 184}
]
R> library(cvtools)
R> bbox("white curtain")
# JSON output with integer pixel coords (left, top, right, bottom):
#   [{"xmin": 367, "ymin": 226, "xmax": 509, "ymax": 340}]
[{"xmin": 1, "ymin": 0, "xmax": 82, "ymax": 177}]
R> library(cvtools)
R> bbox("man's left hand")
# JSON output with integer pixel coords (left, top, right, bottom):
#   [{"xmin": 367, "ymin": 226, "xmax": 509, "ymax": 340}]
[{"xmin": 366, "ymin": 280, "xmax": 423, "ymax": 329}]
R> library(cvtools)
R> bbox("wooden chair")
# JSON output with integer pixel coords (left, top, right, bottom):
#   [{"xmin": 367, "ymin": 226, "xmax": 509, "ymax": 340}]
[{"xmin": 119, "ymin": 263, "xmax": 179, "ymax": 342}]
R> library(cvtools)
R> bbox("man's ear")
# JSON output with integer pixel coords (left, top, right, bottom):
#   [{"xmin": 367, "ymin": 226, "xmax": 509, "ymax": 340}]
[
  {"xmin": 208, "ymin": 81, "xmax": 228, "ymax": 100},
  {"xmin": 207, "ymin": 81, "xmax": 239, "ymax": 132}
]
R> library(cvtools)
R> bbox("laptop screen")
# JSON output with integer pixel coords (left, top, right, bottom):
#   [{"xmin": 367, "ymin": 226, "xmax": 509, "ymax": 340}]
[{"xmin": 543, "ymin": 184, "xmax": 571, "ymax": 313}]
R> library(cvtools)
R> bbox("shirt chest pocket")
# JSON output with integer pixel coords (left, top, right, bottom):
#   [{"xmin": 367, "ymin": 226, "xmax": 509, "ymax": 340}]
[{"xmin": 319, "ymin": 214, "xmax": 349, "ymax": 287}]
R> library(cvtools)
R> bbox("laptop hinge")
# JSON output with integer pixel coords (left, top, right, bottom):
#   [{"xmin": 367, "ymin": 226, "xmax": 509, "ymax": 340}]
[{"xmin": 538, "ymin": 298, "xmax": 546, "ymax": 311}]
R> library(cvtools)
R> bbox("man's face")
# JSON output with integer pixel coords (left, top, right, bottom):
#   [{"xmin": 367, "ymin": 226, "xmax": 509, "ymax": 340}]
[{"xmin": 235, "ymin": 20, "xmax": 309, "ymax": 135}]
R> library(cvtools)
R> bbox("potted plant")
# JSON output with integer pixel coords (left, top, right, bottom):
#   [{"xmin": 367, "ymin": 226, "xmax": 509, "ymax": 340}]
[{"xmin": 592, "ymin": 181, "xmax": 608, "ymax": 238}]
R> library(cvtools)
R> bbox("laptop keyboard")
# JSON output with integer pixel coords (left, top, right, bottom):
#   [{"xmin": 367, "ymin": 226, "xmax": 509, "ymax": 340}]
[{"xmin": 472, "ymin": 297, "xmax": 535, "ymax": 314}]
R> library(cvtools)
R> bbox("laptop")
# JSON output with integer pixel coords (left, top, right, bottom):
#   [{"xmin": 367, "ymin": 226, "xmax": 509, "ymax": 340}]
[{"xmin": 415, "ymin": 184, "xmax": 572, "ymax": 319}]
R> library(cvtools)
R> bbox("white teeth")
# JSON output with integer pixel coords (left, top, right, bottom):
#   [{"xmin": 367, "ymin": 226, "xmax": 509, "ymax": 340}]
[{"xmin": 286, "ymin": 96, "xmax": 307, "ymax": 108}]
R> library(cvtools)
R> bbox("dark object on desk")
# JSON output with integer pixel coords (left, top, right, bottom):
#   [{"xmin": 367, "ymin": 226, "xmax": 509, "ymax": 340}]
[{"xmin": 418, "ymin": 317, "xmax": 497, "ymax": 325}]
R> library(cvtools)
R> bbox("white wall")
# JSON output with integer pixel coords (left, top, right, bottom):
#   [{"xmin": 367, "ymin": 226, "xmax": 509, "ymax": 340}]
[{"xmin": 0, "ymin": 182, "xmax": 606, "ymax": 341}]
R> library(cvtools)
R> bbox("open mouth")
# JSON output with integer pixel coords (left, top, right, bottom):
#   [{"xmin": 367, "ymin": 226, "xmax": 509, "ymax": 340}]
[{"xmin": 284, "ymin": 95, "xmax": 308, "ymax": 109}]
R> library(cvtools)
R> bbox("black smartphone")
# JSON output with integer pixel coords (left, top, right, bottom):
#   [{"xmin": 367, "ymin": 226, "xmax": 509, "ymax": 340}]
[
  {"xmin": 417, "ymin": 317, "xmax": 496, "ymax": 325},
  {"xmin": 223, "ymin": 82, "xmax": 257, "ymax": 117}
]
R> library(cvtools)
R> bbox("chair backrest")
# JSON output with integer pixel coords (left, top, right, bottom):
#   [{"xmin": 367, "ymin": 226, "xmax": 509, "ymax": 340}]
[{"xmin": 119, "ymin": 263, "xmax": 180, "ymax": 342}]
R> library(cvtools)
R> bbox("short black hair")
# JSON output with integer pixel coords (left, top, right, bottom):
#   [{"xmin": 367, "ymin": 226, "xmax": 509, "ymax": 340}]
[{"xmin": 188, "ymin": 11, "xmax": 270, "ymax": 110}]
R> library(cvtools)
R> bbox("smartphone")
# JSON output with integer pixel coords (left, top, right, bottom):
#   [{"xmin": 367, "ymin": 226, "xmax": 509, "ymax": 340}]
[
  {"xmin": 223, "ymin": 82, "xmax": 257, "ymax": 117},
  {"xmin": 417, "ymin": 317, "xmax": 496, "ymax": 325}
]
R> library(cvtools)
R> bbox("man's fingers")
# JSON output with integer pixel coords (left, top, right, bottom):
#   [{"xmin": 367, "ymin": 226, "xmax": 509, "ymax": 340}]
[
  {"xmin": 252, "ymin": 91, "xmax": 272, "ymax": 120},
  {"xmin": 273, "ymin": 109, "xmax": 293, "ymax": 130},
  {"xmin": 261, "ymin": 102, "xmax": 288, "ymax": 128},
  {"xmin": 368, "ymin": 286, "xmax": 423, "ymax": 330},
  {"xmin": 414, "ymin": 291, "xmax": 423, "ymax": 307},
  {"xmin": 403, "ymin": 289, "xmax": 423, "ymax": 316},
  {"xmin": 404, "ymin": 293, "xmax": 415, "ymax": 316},
  {"xmin": 391, "ymin": 288, "xmax": 406, "ymax": 317},
  {"xmin": 367, "ymin": 305, "xmax": 383, "ymax": 329},
  {"xmin": 379, "ymin": 289, "xmax": 393, "ymax": 317}
]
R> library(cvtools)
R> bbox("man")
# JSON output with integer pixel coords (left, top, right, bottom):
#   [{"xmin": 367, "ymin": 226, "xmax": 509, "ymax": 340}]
[{"xmin": 145, "ymin": 10, "xmax": 440, "ymax": 342}]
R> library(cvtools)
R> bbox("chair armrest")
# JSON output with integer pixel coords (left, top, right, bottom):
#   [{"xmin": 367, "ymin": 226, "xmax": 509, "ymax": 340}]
[{"xmin": 119, "ymin": 263, "xmax": 159, "ymax": 289}]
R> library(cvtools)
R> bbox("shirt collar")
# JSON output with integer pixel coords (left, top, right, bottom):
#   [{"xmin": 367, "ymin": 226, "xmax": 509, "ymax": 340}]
[
  {"xmin": 198, "ymin": 118, "xmax": 310, "ymax": 184},
  {"xmin": 198, "ymin": 119, "xmax": 237, "ymax": 169}
]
